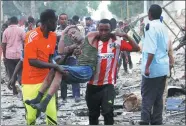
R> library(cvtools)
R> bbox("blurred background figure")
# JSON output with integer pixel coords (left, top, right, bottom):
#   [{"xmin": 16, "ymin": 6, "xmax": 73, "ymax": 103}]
[
  {"xmin": 25, "ymin": 16, "xmax": 35, "ymax": 32},
  {"xmin": 36, "ymin": 19, "xmax": 41, "ymax": 27},
  {"xmin": 72, "ymin": 15, "xmax": 85, "ymax": 37},
  {"xmin": 0, "ymin": 23, "xmax": 8, "ymax": 60},
  {"xmin": 85, "ymin": 17, "xmax": 96, "ymax": 35},
  {"xmin": 1, "ymin": 16, "xmax": 25, "ymax": 86},
  {"xmin": 57, "ymin": 13, "xmax": 68, "ymax": 31}
]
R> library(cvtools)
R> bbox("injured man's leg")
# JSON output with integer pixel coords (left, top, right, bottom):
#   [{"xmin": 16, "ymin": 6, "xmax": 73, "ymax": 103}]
[
  {"xmin": 25, "ymin": 69, "xmax": 58, "ymax": 107},
  {"xmin": 29, "ymin": 71, "xmax": 63, "ymax": 112},
  {"xmin": 25, "ymin": 65, "xmax": 93, "ymax": 112}
]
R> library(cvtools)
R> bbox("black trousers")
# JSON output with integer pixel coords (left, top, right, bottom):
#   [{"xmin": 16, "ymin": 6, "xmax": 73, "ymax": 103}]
[
  {"xmin": 141, "ymin": 75, "xmax": 166, "ymax": 125},
  {"xmin": 118, "ymin": 52, "xmax": 132, "ymax": 71},
  {"xmin": 60, "ymin": 81, "xmax": 67, "ymax": 100},
  {"xmin": 86, "ymin": 84, "xmax": 115, "ymax": 125},
  {"xmin": 6, "ymin": 59, "xmax": 21, "ymax": 84},
  {"xmin": 123, "ymin": 52, "xmax": 132, "ymax": 71}
]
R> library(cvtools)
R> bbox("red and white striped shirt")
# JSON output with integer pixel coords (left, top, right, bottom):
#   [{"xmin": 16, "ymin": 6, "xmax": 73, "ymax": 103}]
[{"xmin": 88, "ymin": 38, "xmax": 133, "ymax": 86}]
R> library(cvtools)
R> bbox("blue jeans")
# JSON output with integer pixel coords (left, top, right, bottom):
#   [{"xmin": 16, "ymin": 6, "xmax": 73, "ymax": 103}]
[
  {"xmin": 62, "ymin": 65, "xmax": 93, "ymax": 84},
  {"xmin": 60, "ymin": 56, "xmax": 93, "ymax": 99}
]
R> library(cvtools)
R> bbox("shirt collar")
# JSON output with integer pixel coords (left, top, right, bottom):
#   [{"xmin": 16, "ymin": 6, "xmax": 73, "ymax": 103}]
[
  {"xmin": 36, "ymin": 27, "xmax": 53, "ymax": 37},
  {"xmin": 8, "ymin": 24, "xmax": 18, "ymax": 27},
  {"xmin": 151, "ymin": 19, "xmax": 161, "ymax": 23}
]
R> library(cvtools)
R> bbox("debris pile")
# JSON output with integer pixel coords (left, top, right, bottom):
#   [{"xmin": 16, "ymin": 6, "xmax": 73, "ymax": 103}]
[{"xmin": 1, "ymin": 47, "xmax": 185, "ymax": 125}]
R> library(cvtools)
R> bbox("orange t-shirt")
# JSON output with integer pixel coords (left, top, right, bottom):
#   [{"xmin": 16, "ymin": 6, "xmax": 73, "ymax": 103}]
[
  {"xmin": 22, "ymin": 27, "xmax": 57, "ymax": 84},
  {"xmin": 24, "ymin": 30, "xmax": 32, "ymax": 45}
]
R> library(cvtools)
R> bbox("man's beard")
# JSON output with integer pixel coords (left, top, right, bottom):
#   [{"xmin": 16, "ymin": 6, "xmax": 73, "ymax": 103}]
[
  {"xmin": 48, "ymin": 27, "xmax": 56, "ymax": 32},
  {"xmin": 50, "ymin": 28, "xmax": 56, "ymax": 32},
  {"xmin": 99, "ymin": 33, "xmax": 113, "ymax": 42},
  {"xmin": 100, "ymin": 36, "xmax": 110, "ymax": 41}
]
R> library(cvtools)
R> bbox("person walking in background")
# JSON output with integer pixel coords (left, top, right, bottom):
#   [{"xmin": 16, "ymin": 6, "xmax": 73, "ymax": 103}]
[
  {"xmin": 0, "ymin": 23, "xmax": 9, "ymax": 80},
  {"xmin": 85, "ymin": 17, "xmax": 96, "ymax": 35},
  {"xmin": 1, "ymin": 16, "xmax": 25, "ymax": 83},
  {"xmin": 25, "ymin": 16, "xmax": 35, "ymax": 32},
  {"xmin": 0, "ymin": 23, "xmax": 8, "ymax": 59},
  {"xmin": 116, "ymin": 23, "xmax": 133, "ymax": 75}
]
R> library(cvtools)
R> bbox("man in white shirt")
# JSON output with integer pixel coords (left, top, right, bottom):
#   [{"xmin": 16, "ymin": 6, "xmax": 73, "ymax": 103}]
[{"xmin": 139, "ymin": 4, "xmax": 169, "ymax": 125}]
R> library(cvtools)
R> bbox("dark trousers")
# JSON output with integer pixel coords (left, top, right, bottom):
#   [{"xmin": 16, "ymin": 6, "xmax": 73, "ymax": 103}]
[
  {"xmin": 86, "ymin": 84, "xmax": 115, "ymax": 125},
  {"xmin": 61, "ymin": 81, "xmax": 68, "ymax": 100},
  {"xmin": 118, "ymin": 52, "xmax": 132, "ymax": 71},
  {"xmin": 123, "ymin": 52, "xmax": 132, "ymax": 71},
  {"xmin": 72, "ymin": 83, "xmax": 80, "ymax": 98},
  {"xmin": 60, "ymin": 77, "xmax": 81, "ymax": 100},
  {"xmin": 60, "ymin": 56, "xmax": 80, "ymax": 100},
  {"xmin": 3, "ymin": 58, "xmax": 9, "ymax": 77},
  {"xmin": 6, "ymin": 59, "xmax": 21, "ymax": 84},
  {"xmin": 141, "ymin": 75, "xmax": 166, "ymax": 125}
]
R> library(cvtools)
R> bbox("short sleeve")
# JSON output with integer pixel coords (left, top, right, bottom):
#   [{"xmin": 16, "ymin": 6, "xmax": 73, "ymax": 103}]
[
  {"xmin": 120, "ymin": 40, "xmax": 133, "ymax": 51},
  {"xmin": 143, "ymin": 27, "xmax": 157, "ymax": 54},
  {"xmin": 2, "ymin": 30, "xmax": 7, "ymax": 43},
  {"xmin": 25, "ymin": 40, "xmax": 37, "ymax": 59}
]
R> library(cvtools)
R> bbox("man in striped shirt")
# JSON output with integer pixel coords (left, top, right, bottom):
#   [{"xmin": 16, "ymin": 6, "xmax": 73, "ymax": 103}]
[
  {"xmin": 24, "ymin": 19, "xmax": 139, "ymax": 125},
  {"xmin": 85, "ymin": 19, "xmax": 140, "ymax": 125}
]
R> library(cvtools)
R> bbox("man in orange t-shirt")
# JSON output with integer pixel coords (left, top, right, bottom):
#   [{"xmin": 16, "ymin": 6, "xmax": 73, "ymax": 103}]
[{"xmin": 21, "ymin": 9, "xmax": 63, "ymax": 125}]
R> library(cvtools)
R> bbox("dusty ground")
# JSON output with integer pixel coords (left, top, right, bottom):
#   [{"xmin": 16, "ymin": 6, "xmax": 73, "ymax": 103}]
[
  {"xmin": 1, "ymin": 47, "xmax": 185, "ymax": 125},
  {"xmin": 1, "ymin": 4, "xmax": 185, "ymax": 125}
]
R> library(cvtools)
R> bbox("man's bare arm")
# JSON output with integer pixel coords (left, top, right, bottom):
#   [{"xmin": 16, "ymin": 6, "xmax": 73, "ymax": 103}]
[
  {"xmin": 145, "ymin": 53, "xmax": 154, "ymax": 76},
  {"xmin": 146, "ymin": 54, "xmax": 154, "ymax": 69},
  {"xmin": 1, "ymin": 43, "xmax": 6, "ymax": 58},
  {"xmin": 168, "ymin": 40, "xmax": 174, "ymax": 66},
  {"xmin": 29, "ymin": 59, "xmax": 58, "ymax": 69}
]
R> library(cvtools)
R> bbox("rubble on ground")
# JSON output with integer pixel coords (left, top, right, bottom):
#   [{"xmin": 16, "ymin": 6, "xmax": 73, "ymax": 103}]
[{"xmin": 1, "ymin": 48, "xmax": 185, "ymax": 125}]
